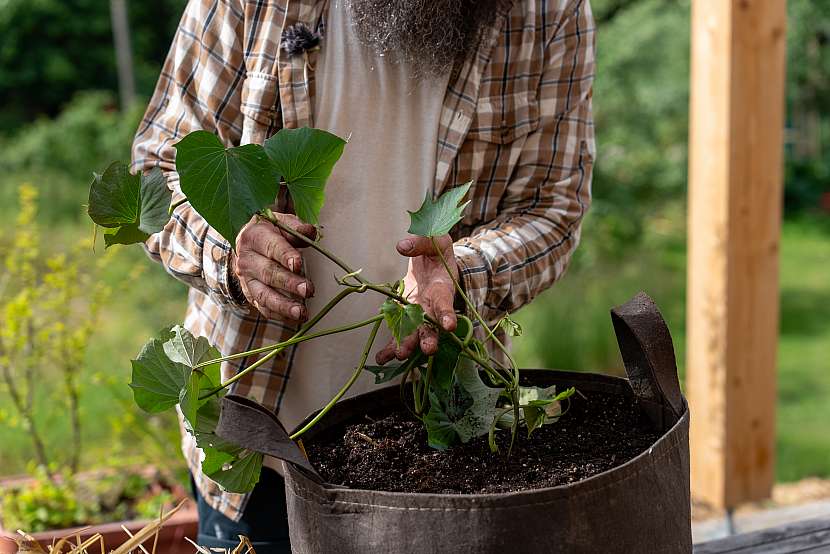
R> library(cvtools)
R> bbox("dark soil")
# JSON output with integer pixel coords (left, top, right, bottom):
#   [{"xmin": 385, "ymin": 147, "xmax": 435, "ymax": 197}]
[{"xmin": 305, "ymin": 390, "xmax": 661, "ymax": 494}]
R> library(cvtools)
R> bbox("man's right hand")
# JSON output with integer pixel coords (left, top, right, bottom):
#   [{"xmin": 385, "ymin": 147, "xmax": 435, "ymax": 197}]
[{"xmin": 232, "ymin": 212, "xmax": 316, "ymax": 322}]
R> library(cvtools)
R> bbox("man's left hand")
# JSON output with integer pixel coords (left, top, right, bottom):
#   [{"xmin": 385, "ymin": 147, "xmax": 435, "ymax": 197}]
[{"xmin": 375, "ymin": 234, "xmax": 458, "ymax": 365}]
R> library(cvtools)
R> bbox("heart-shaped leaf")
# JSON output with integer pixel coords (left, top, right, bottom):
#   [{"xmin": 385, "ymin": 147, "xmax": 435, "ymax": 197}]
[
  {"xmin": 161, "ymin": 325, "xmax": 223, "ymax": 426},
  {"xmin": 500, "ymin": 313, "xmax": 523, "ymax": 337},
  {"xmin": 88, "ymin": 163, "xmax": 171, "ymax": 247},
  {"xmin": 364, "ymin": 362, "xmax": 413, "ymax": 384},
  {"xmin": 129, "ymin": 329, "xmax": 189, "ymax": 413},
  {"xmin": 175, "ymin": 131, "xmax": 279, "ymax": 245},
  {"xmin": 432, "ymin": 315, "xmax": 473, "ymax": 391},
  {"xmin": 130, "ymin": 325, "xmax": 224, "ymax": 423},
  {"xmin": 407, "ymin": 182, "xmax": 472, "ymax": 238},
  {"xmin": 263, "ymin": 127, "xmax": 347, "ymax": 225},
  {"xmin": 202, "ymin": 448, "xmax": 263, "ymax": 493},
  {"xmin": 519, "ymin": 385, "xmax": 575, "ymax": 436},
  {"xmin": 423, "ymin": 360, "xmax": 500, "ymax": 449},
  {"xmin": 380, "ymin": 300, "xmax": 425, "ymax": 346},
  {"xmin": 163, "ymin": 325, "xmax": 220, "ymax": 371}
]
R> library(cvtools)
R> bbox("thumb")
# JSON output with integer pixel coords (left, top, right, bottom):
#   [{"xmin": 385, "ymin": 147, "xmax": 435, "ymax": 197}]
[{"xmin": 396, "ymin": 235, "xmax": 452, "ymax": 257}]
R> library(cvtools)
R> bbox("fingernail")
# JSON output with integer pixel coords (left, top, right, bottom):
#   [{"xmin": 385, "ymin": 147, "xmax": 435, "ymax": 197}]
[
  {"xmin": 442, "ymin": 315, "xmax": 454, "ymax": 329},
  {"xmin": 288, "ymin": 258, "xmax": 297, "ymax": 272},
  {"xmin": 297, "ymin": 282, "xmax": 308, "ymax": 297},
  {"xmin": 399, "ymin": 239, "xmax": 413, "ymax": 252},
  {"xmin": 290, "ymin": 305, "xmax": 303, "ymax": 319}
]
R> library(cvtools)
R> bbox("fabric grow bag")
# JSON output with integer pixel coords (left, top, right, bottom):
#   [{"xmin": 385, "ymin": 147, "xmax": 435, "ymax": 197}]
[{"xmin": 217, "ymin": 292, "xmax": 692, "ymax": 553}]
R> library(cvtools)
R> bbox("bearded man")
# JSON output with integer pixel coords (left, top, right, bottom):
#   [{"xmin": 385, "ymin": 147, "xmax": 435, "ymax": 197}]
[{"xmin": 133, "ymin": 0, "xmax": 594, "ymax": 550}]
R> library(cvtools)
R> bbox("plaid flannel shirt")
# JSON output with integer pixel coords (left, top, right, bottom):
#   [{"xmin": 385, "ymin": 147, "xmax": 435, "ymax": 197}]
[{"xmin": 132, "ymin": 0, "xmax": 595, "ymax": 521}]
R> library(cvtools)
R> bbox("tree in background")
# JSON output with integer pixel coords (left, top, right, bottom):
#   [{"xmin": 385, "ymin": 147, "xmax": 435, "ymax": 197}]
[{"xmin": 0, "ymin": 0, "xmax": 186, "ymax": 131}]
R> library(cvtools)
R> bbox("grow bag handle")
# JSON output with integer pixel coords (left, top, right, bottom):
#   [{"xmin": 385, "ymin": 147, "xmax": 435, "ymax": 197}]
[
  {"xmin": 215, "ymin": 394, "xmax": 324, "ymax": 483},
  {"xmin": 611, "ymin": 292, "xmax": 684, "ymax": 429}
]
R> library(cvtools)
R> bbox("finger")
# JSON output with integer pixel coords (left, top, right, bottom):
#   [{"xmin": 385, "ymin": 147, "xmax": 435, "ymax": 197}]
[
  {"xmin": 431, "ymin": 288, "xmax": 457, "ymax": 332},
  {"xmin": 240, "ymin": 223, "xmax": 304, "ymax": 273},
  {"xmin": 376, "ymin": 340, "xmax": 398, "ymax": 365},
  {"xmin": 273, "ymin": 212, "xmax": 318, "ymax": 247},
  {"xmin": 395, "ymin": 332, "xmax": 419, "ymax": 361},
  {"xmin": 236, "ymin": 251, "xmax": 314, "ymax": 298},
  {"xmin": 246, "ymin": 279, "xmax": 307, "ymax": 322},
  {"xmin": 396, "ymin": 234, "xmax": 453, "ymax": 258},
  {"xmin": 419, "ymin": 325, "xmax": 439, "ymax": 356}
]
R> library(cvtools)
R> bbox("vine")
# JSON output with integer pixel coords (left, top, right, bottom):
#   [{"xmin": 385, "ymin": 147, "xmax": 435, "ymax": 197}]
[{"xmin": 86, "ymin": 127, "xmax": 574, "ymax": 492}]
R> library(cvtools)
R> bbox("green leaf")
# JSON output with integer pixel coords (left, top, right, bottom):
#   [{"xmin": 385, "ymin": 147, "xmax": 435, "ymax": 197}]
[
  {"xmin": 263, "ymin": 127, "xmax": 347, "ymax": 225},
  {"xmin": 407, "ymin": 182, "xmax": 472, "ymax": 237},
  {"xmin": 87, "ymin": 163, "xmax": 171, "ymax": 247},
  {"xmin": 499, "ymin": 313, "xmax": 523, "ymax": 337},
  {"xmin": 423, "ymin": 360, "xmax": 501, "ymax": 450},
  {"xmin": 179, "ymin": 370, "xmax": 203, "ymax": 425},
  {"xmin": 161, "ymin": 325, "xmax": 223, "ymax": 427},
  {"xmin": 523, "ymin": 405, "xmax": 547, "ymax": 436},
  {"xmin": 201, "ymin": 446, "xmax": 237, "ymax": 476},
  {"xmin": 102, "ymin": 223, "xmax": 148, "ymax": 247},
  {"xmin": 194, "ymin": 396, "xmax": 263, "ymax": 493},
  {"xmin": 175, "ymin": 131, "xmax": 279, "ymax": 245},
  {"xmin": 203, "ymin": 448, "xmax": 263, "ymax": 493},
  {"xmin": 423, "ymin": 395, "xmax": 458, "ymax": 450},
  {"xmin": 163, "ymin": 325, "xmax": 220, "ymax": 371},
  {"xmin": 518, "ymin": 386, "xmax": 576, "ymax": 435},
  {"xmin": 129, "ymin": 331, "xmax": 188, "ymax": 413},
  {"xmin": 364, "ymin": 362, "xmax": 413, "ymax": 384},
  {"xmin": 187, "ymin": 396, "xmax": 238, "ymax": 452},
  {"xmin": 432, "ymin": 316, "xmax": 473, "ymax": 391},
  {"xmin": 380, "ymin": 300, "xmax": 425, "ymax": 345}
]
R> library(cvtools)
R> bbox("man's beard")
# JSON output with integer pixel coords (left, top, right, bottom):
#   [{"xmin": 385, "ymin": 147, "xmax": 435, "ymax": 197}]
[{"xmin": 347, "ymin": 0, "xmax": 502, "ymax": 78}]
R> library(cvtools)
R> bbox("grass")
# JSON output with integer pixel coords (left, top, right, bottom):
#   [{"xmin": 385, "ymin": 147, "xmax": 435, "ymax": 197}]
[
  {"xmin": 0, "ymin": 171, "xmax": 827, "ymax": 485},
  {"xmin": 775, "ymin": 218, "xmax": 830, "ymax": 481}
]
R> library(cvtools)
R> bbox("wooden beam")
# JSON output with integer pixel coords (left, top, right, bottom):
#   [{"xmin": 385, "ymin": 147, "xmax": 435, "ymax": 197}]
[{"xmin": 686, "ymin": 0, "xmax": 787, "ymax": 509}]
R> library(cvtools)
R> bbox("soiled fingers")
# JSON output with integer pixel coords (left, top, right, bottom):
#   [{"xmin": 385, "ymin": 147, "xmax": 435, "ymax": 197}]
[
  {"xmin": 374, "ymin": 324, "xmax": 440, "ymax": 366},
  {"xmin": 236, "ymin": 249, "xmax": 314, "ymax": 299},
  {"xmin": 272, "ymin": 212, "xmax": 317, "ymax": 247},
  {"xmin": 244, "ymin": 279, "xmax": 308, "ymax": 322}
]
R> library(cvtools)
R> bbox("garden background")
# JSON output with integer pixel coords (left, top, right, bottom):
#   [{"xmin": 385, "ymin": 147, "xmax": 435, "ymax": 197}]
[{"xmin": 0, "ymin": 0, "xmax": 827, "ymax": 530}]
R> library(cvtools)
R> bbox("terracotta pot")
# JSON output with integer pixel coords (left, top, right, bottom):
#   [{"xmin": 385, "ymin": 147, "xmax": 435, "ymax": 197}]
[{"xmin": 26, "ymin": 504, "xmax": 198, "ymax": 554}]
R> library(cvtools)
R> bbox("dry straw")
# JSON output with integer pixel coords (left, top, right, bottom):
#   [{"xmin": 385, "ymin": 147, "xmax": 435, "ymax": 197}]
[{"xmin": 8, "ymin": 502, "xmax": 254, "ymax": 554}]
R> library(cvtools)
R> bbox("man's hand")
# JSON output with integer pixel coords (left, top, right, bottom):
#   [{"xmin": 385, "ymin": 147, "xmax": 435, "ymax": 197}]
[
  {"xmin": 375, "ymin": 234, "xmax": 458, "ymax": 364},
  {"xmin": 232, "ymin": 212, "xmax": 316, "ymax": 322}
]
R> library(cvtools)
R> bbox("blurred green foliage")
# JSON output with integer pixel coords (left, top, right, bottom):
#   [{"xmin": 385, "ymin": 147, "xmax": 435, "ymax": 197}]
[
  {"xmin": 0, "ymin": 0, "xmax": 187, "ymax": 130},
  {"xmin": 0, "ymin": 464, "xmax": 187, "ymax": 531}
]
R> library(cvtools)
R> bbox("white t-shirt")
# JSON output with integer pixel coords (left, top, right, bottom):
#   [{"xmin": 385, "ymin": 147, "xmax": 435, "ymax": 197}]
[{"xmin": 277, "ymin": 1, "xmax": 451, "ymax": 432}]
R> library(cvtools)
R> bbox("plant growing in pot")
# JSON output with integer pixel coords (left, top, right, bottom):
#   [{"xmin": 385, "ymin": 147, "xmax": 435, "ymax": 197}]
[{"xmin": 87, "ymin": 128, "xmax": 692, "ymax": 554}]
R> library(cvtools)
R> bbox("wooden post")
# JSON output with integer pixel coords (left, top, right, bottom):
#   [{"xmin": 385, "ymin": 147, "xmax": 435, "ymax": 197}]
[{"xmin": 686, "ymin": 0, "xmax": 787, "ymax": 509}]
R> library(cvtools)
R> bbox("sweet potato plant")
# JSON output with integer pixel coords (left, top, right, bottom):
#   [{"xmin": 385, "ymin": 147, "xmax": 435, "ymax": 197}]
[{"xmin": 86, "ymin": 128, "xmax": 573, "ymax": 493}]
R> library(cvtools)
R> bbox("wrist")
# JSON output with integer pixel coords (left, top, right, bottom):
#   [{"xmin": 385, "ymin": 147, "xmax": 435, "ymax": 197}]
[{"xmin": 227, "ymin": 253, "xmax": 247, "ymax": 305}]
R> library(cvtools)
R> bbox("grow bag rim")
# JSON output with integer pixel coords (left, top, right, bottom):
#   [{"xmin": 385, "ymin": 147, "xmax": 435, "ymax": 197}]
[{"xmin": 286, "ymin": 375, "xmax": 689, "ymax": 508}]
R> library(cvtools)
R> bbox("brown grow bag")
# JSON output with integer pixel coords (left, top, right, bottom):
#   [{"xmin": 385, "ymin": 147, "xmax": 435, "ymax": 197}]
[{"xmin": 218, "ymin": 292, "xmax": 692, "ymax": 553}]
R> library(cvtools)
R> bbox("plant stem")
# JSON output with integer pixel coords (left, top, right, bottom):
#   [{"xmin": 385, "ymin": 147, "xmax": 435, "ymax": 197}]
[
  {"xmin": 415, "ymin": 356, "xmax": 434, "ymax": 416},
  {"xmin": 194, "ymin": 314, "xmax": 383, "ymax": 369},
  {"xmin": 199, "ymin": 286, "xmax": 360, "ymax": 399},
  {"xmin": 290, "ymin": 319, "xmax": 383, "ymax": 440},
  {"xmin": 168, "ymin": 198, "xmax": 188, "ymax": 215},
  {"xmin": 430, "ymin": 237, "xmax": 519, "ymax": 386},
  {"xmin": 266, "ymin": 211, "xmax": 367, "ymax": 285},
  {"xmin": 265, "ymin": 211, "xmax": 510, "ymax": 388}
]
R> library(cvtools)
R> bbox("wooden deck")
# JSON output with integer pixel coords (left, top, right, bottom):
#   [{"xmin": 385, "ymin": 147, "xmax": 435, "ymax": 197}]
[{"xmin": 694, "ymin": 517, "xmax": 830, "ymax": 553}]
